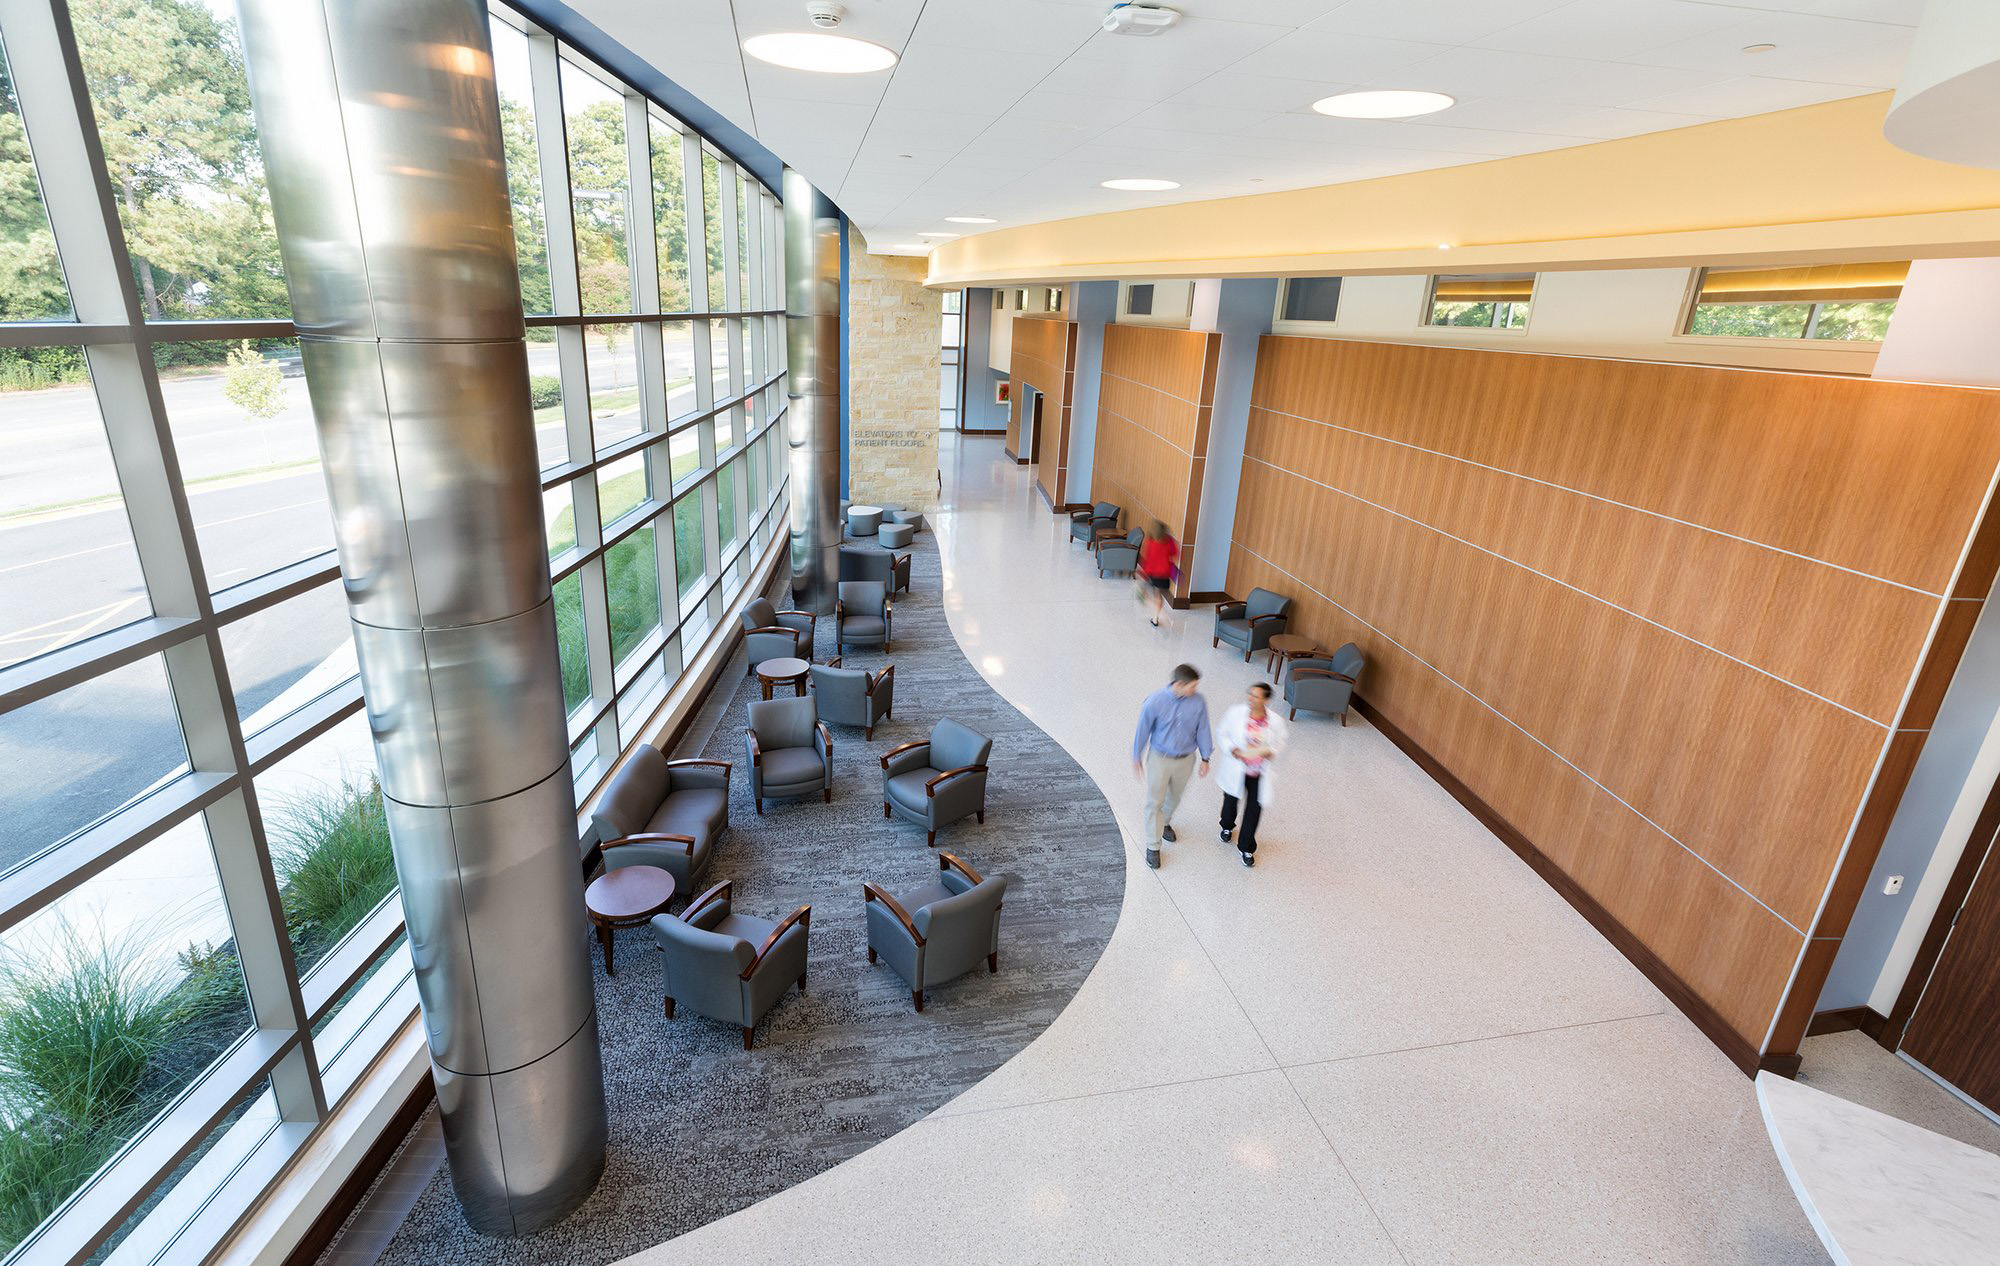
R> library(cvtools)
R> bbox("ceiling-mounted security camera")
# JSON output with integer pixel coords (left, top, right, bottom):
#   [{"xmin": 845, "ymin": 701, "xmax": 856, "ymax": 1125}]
[
  {"xmin": 1103, "ymin": 3, "xmax": 1181, "ymax": 36},
  {"xmin": 807, "ymin": 1, "xmax": 845, "ymax": 29}
]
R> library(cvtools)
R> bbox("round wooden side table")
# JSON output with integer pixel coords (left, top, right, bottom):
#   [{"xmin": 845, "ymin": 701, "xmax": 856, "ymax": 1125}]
[
  {"xmin": 584, "ymin": 864, "xmax": 676, "ymax": 976},
  {"xmin": 1266, "ymin": 632, "xmax": 1320, "ymax": 682},
  {"xmin": 755, "ymin": 655, "xmax": 810, "ymax": 700}
]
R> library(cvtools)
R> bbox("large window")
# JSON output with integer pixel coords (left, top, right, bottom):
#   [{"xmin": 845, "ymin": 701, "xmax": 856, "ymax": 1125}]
[
  {"xmin": 1277, "ymin": 276, "xmax": 1343, "ymax": 326},
  {"xmin": 1426, "ymin": 273, "xmax": 1534, "ymax": 329},
  {"xmin": 1683, "ymin": 261, "xmax": 1905, "ymax": 342},
  {"xmin": 0, "ymin": 2, "xmax": 786, "ymax": 1262},
  {"xmin": 940, "ymin": 289, "xmax": 962, "ymax": 431}
]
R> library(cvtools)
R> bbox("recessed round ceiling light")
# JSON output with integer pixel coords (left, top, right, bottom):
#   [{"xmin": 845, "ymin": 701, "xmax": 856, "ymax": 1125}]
[
  {"xmin": 1102, "ymin": 178, "xmax": 1180, "ymax": 191},
  {"xmin": 944, "ymin": 215, "xmax": 998, "ymax": 224},
  {"xmin": 1312, "ymin": 89, "xmax": 1455, "ymax": 120},
  {"xmin": 742, "ymin": 32, "xmax": 898, "ymax": 74},
  {"xmin": 1742, "ymin": 42, "xmax": 1778, "ymax": 54},
  {"xmin": 1437, "ymin": 242, "xmax": 1452, "ymax": 250},
  {"xmin": 919, "ymin": 231, "xmax": 959, "ymax": 238}
]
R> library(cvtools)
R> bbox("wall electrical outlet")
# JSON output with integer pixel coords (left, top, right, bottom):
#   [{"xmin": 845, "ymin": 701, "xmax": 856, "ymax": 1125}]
[{"xmin": 1883, "ymin": 874, "xmax": 1905, "ymax": 895}]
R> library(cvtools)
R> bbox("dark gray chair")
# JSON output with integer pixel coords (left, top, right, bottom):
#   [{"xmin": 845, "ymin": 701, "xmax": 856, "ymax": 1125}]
[
  {"xmin": 864, "ymin": 852, "xmax": 1005, "ymax": 1013},
  {"xmin": 810, "ymin": 660, "xmax": 894, "ymax": 739},
  {"xmin": 1285, "ymin": 642, "xmax": 1365, "ymax": 725},
  {"xmin": 590, "ymin": 745, "xmax": 731, "ymax": 892},
  {"xmin": 839, "ymin": 545, "xmax": 911, "ymax": 594},
  {"xmin": 881, "ymin": 717, "xmax": 991, "ymax": 846},
  {"xmin": 1095, "ymin": 527, "xmax": 1144, "ymax": 578},
  {"xmin": 1213, "ymin": 587, "xmax": 1292, "ymax": 661},
  {"xmin": 739, "ymin": 596, "xmax": 816, "ymax": 674},
  {"xmin": 884, "ymin": 508, "xmax": 925, "ymax": 533},
  {"xmin": 1068, "ymin": 501, "xmax": 1120, "ymax": 546},
  {"xmin": 655, "ymin": 880, "xmax": 810, "ymax": 1049},
  {"xmin": 837, "ymin": 580, "xmax": 892, "ymax": 653},
  {"xmin": 745, "ymin": 696, "xmax": 833, "ymax": 812}
]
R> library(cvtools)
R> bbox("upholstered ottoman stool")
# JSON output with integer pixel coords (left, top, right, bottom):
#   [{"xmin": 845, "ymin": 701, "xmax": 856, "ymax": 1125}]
[
  {"xmin": 878, "ymin": 521, "xmax": 915, "ymax": 548},
  {"xmin": 847, "ymin": 505, "xmax": 882, "ymax": 537}
]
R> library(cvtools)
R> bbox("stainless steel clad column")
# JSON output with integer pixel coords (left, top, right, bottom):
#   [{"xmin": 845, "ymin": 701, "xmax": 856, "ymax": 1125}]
[
  {"xmin": 234, "ymin": 0, "xmax": 605, "ymax": 1235},
  {"xmin": 784, "ymin": 167, "xmax": 843, "ymax": 613}
]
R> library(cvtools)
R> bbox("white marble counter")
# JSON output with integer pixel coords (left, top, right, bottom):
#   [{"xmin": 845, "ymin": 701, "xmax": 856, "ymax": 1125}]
[{"xmin": 1758, "ymin": 1070, "xmax": 2000, "ymax": 1265}]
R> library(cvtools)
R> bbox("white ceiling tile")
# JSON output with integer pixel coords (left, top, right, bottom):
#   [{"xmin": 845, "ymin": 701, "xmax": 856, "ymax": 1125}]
[
  {"xmin": 1033, "ymin": 53, "xmax": 1216, "ymax": 101},
  {"xmin": 1168, "ymin": 70, "xmax": 1347, "ymax": 113},
  {"xmin": 1123, "ymin": 100, "xmax": 1284, "ymax": 136},
  {"xmin": 1498, "ymin": 58, "xmax": 1730, "ymax": 107},
  {"xmin": 1473, "ymin": 1, "xmax": 1751, "ymax": 61},
  {"xmin": 908, "ymin": 0, "xmax": 1105, "ymax": 53},
  {"xmin": 1072, "ymin": 15, "xmax": 1294, "ymax": 72},
  {"xmin": 742, "ymin": 60, "xmax": 890, "ymax": 106},
  {"xmin": 1007, "ymin": 91, "xmax": 1152, "ymax": 127},
  {"xmin": 1628, "ymin": 74, "xmax": 1872, "ymax": 115},
  {"xmin": 729, "ymin": 0, "xmax": 927, "ymax": 42},
  {"xmin": 1626, "ymin": 11, "xmax": 1903, "ymax": 76},
  {"xmin": 1306, "ymin": 0, "xmax": 1571, "ymax": 44},
  {"xmin": 1481, "ymin": 101, "xmax": 1718, "ymax": 138},
  {"xmin": 865, "ymin": 107, "xmax": 1000, "ymax": 147},
  {"xmin": 959, "ymin": 117, "xmax": 1108, "ymax": 159},
  {"xmin": 879, "ymin": 43, "xmax": 1067, "ymax": 109},
  {"xmin": 1221, "ymin": 30, "xmax": 1449, "ymax": 84},
  {"xmin": 1093, "ymin": 124, "xmax": 1213, "ymax": 153},
  {"xmin": 1767, "ymin": 36, "xmax": 1913, "ymax": 88},
  {"xmin": 1773, "ymin": 0, "xmax": 1924, "ymax": 20}
]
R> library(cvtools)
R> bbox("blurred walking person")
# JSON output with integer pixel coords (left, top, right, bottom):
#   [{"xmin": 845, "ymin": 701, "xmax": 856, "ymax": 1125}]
[
  {"xmin": 1132, "ymin": 663, "xmax": 1211, "ymax": 869},
  {"xmin": 1214, "ymin": 681, "xmax": 1288, "ymax": 868},
  {"xmin": 1137, "ymin": 520, "xmax": 1178, "ymax": 627}
]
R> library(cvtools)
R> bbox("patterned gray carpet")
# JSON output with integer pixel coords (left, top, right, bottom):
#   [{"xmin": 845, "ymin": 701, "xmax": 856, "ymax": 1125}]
[{"xmin": 368, "ymin": 530, "xmax": 1126, "ymax": 1264}]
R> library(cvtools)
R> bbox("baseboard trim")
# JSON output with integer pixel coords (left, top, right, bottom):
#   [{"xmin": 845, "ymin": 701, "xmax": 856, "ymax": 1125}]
[
  {"xmin": 959, "ymin": 428, "xmax": 1005, "ymax": 436},
  {"xmin": 1807, "ymin": 1005, "xmax": 1896, "ymax": 1042},
  {"xmin": 282, "ymin": 1071, "xmax": 436, "ymax": 1266},
  {"xmin": 1354, "ymin": 696, "xmax": 1770, "ymax": 1079},
  {"xmin": 1189, "ymin": 590, "xmax": 1231, "ymax": 606},
  {"xmin": 1002, "ymin": 446, "xmax": 1029, "ymax": 465}
]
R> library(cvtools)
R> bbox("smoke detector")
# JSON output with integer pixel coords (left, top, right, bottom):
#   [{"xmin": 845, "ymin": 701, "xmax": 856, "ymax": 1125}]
[
  {"xmin": 806, "ymin": 1, "xmax": 844, "ymax": 29},
  {"xmin": 1103, "ymin": 4, "xmax": 1180, "ymax": 37}
]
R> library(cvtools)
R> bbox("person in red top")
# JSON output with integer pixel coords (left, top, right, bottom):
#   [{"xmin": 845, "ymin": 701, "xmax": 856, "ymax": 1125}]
[{"xmin": 1137, "ymin": 520, "xmax": 1178, "ymax": 627}]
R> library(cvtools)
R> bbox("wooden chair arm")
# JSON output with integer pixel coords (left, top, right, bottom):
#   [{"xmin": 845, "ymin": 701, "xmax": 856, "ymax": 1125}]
[
  {"xmin": 824, "ymin": 654, "xmax": 844, "ymax": 668},
  {"xmin": 1290, "ymin": 667, "xmax": 1356, "ymax": 684},
  {"xmin": 869, "ymin": 663, "xmax": 894, "ymax": 693},
  {"xmin": 817, "ymin": 721, "xmax": 833, "ymax": 757},
  {"xmin": 747, "ymin": 624, "xmax": 800, "ymax": 638},
  {"xmin": 1216, "ymin": 600, "xmax": 1246, "ymax": 617},
  {"xmin": 603, "ymin": 832, "xmax": 696, "ymax": 856},
  {"xmin": 881, "ymin": 739, "xmax": 930, "ymax": 768},
  {"xmin": 938, "ymin": 851, "xmax": 984, "ymax": 885},
  {"xmin": 777, "ymin": 609, "xmax": 816, "ymax": 625},
  {"xmin": 743, "ymin": 904, "xmax": 812, "ymax": 979},
  {"xmin": 925, "ymin": 764, "xmax": 989, "ymax": 796},
  {"xmin": 1247, "ymin": 612, "xmax": 1289, "ymax": 626},
  {"xmin": 680, "ymin": 879, "xmax": 732, "ymax": 922},
  {"xmin": 862, "ymin": 882, "xmax": 923, "ymax": 946},
  {"xmin": 747, "ymin": 731, "xmax": 762, "ymax": 765}
]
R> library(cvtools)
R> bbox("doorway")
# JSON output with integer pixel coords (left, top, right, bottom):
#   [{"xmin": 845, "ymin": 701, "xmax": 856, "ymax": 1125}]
[{"xmin": 1892, "ymin": 792, "xmax": 2000, "ymax": 1119}]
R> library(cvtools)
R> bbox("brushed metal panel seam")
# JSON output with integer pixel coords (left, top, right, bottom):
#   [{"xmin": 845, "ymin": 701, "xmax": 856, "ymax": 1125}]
[{"xmin": 428, "ymin": 1007, "xmax": 598, "ymax": 1079}]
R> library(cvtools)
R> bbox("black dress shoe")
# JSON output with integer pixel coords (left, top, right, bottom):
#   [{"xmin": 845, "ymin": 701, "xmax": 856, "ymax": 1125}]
[
  {"xmin": 1162, "ymin": 824, "xmax": 1177, "ymax": 843},
  {"xmin": 1239, "ymin": 850, "xmax": 1255, "ymax": 868},
  {"xmin": 1145, "ymin": 847, "xmax": 1161, "ymax": 870}
]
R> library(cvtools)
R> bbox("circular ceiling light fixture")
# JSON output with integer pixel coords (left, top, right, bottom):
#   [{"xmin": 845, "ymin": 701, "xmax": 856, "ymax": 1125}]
[
  {"xmin": 1311, "ymin": 89, "xmax": 1455, "ymax": 119},
  {"xmin": 742, "ymin": 31, "xmax": 898, "ymax": 73},
  {"xmin": 919, "ymin": 231, "xmax": 959, "ymax": 238},
  {"xmin": 1102, "ymin": 177, "xmax": 1180, "ymax": 191},
  {"xmin": 945, "ymin": 215, "xmax": 998, "ymax": 224}
]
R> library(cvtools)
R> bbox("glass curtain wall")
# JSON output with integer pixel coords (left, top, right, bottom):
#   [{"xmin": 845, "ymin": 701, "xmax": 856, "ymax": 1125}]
[{"xmin": 0, "ymin": 2, "xmax": 787, "ymax": 1262}]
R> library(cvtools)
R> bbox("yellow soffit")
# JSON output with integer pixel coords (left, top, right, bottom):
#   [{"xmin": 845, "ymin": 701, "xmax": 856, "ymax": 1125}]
[{"xmin": 925, "ymin": 94, "xmax": 2000, "ymax": 286}]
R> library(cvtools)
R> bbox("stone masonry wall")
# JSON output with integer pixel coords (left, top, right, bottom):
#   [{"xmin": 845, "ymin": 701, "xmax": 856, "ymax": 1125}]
[{"xmin": 847, "ymin": 231, "xmax": 940, "ymax": 511}]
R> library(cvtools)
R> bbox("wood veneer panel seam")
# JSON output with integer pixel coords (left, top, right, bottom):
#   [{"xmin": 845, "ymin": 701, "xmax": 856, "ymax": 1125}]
[
  {"xmin": 1232, "ymin": 538, "xmax": 1809, "ymax": 936},
  {"xmin": 1252, "ymin": 402, "xmax": 1953, "ymax": 601},
  {"xmin": 1242, "ymin": 454, "xmax": 1892, "ymax": 731}
]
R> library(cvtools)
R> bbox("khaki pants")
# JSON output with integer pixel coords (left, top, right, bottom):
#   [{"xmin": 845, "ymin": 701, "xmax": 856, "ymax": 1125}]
[{"xmin": 1142, "ymin": 750, "xmax": 1195, "ymax": 849}]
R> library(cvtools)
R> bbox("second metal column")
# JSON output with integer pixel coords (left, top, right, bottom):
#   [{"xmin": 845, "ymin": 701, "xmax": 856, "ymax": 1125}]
[{"xmin": 784, "ymin": 167, "xmax": 843, "ymax": 613}]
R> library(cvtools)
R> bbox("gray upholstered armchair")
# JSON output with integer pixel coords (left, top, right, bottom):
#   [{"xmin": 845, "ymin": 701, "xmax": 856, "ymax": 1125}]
[
  {"xmin": 836, "ymin": 580, "xmax": 892, "ymax": 653},
  {"xmin": 881, "ymin": 718, "xmax": 991, "ymax": 846},
  {"xmin": 589, "ymin": 745, "xmax": 730, "ymax": 892},
  {"xmin": 744, "ymin": 696, "xmax": 833, "ymax": 812},
  {"xmin": 864, "ymin": 852, "xmax": 1004, "ymax": 1012},
  {"xmin": 1285, "ymin": 642, "xmax": 1365, "ymax": 725},
  {"xmin": 810, "ymin": 660, "xmax": 894, "ymax": 739},
  {"xmin": 654, "ymin": 880, "xmax": 810, "ymax": 1049},
  {"xmin": 739, "ymin": 596, "xmax": 815, "ymax": 673},
  {"xmin": 839, "ymin": 546, "xmax": 910, "ymax": 594},
  {"xmin": 1212, "ymin": 587, "xmax": 1292, "ymax": 661},
  {"xmin": 1095, "ymin": 527, "xmax": 1144, "ymax": 578},
  {"xmin": 1068, "ymin": 501, "xmax": 1120, "ymax": 546}
]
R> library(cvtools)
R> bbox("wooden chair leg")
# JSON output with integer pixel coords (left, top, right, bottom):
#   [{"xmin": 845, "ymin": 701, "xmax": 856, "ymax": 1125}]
[
  {"xmin": 912, "ymin": 990, "xmax": 924, "ymax": 1013},
  {"xmin": 1242, "ymin": 649, "xmax": 1250, "ymax": 662},
  {"xmin": 865, "ymin": 724, "xmax": 874, "ymax": 740},
  {"xmin": 987, "ymin": 951, "xmax": 998, "ymax": 973},
  {"xmin": 797, "ymin": 970, "xmax": 807, "ymax": 991},
  {"xmin": 1210, "ymin": 635, "xmax": 1218, "ymax": 648},
  {"xmin": 867, "ymin": 946, "xmax": 877, "ymax": 963},
  {"xmin": 883, "ymin": 801, "xmax": 891, "ymax": 818},
  {"xmin": 1289, "ymin": 707, "xmax": 1297, "ymax": 721},
  {"xmin": 976, "ymin": 810, "xmax": 985, "ymax": 824},
  {"xmin": 823, "ymin": 787, "xmax": 832, "ymax": 803},
  {"xmin": 664, "ymin": 996, "xmax": 676, "ymax": 1020},
  {"xmin": 926, "ymin": 829, "xmax": 936, "ymax": 847},
  {"xmin": 1340, "ymin": 710, "xmax": 1348, "ymax": 727},
  {"xmin": 755, "ymin": 798, "xmax": 764, "ymax": 815},
  {"xmin": 742, "ymin": 1026, "xmax": 755, "ymax": 1051}
]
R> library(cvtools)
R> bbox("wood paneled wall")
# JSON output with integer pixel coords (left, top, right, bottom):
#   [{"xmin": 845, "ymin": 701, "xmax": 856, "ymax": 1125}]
[
  {"xmin": 1229, "ymin": 335, "xmax": 2000, "ymax": 1068},
  {"xmin": 1009, "ymin": 315, "xmax": 1077, "ymax": 507},
  {"xmin": 1090, "ymin": 324, "xmax": 1222, "ymax": 601}
]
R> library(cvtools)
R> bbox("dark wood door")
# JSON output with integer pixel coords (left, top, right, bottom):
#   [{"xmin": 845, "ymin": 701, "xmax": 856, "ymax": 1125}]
[
  {"xmin": 1902, "ymin": 836, "xmax": 2000, "ymax": 1115},
  {"xmin": 1027, "ymin": 392, "xmax": 1042, "ymax": 462}
]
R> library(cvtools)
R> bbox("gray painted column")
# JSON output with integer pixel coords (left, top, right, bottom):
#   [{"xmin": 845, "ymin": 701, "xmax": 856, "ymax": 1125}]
[
  {"xmin": 235, "ymin": 0, "xmax": 605, "ymax": 1234},
  {"xmin": 1189, "ymin": 278, "xmax": 1279, "ymax": 595},
  {"xmin": 784, "ymin": 167, "xmax": 843, "ymax": 613}
]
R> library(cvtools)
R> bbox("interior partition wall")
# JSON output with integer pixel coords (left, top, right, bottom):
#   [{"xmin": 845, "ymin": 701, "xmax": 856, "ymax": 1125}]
[
  {"xmin": 1226, "ymin": 334, "xmax": 2000, "ymax": 1074},
  {"xmin": 0, "ymin": 0, "xmax": 786, "ymax": 1261},
  {"xmin": 1007, "ymin": 315, "xmax": 1077, "ymax": 505}
]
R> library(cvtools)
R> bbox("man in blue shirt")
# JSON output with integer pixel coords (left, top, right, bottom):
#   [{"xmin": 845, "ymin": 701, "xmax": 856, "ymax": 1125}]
[{"xmin": 1132, "ymin": 663, "xmax": 1212, "ymax": 870}]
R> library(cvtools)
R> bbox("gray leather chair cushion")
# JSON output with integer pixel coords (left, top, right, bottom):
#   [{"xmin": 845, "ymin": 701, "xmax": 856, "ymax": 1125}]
[
  {"xmin": 842, "ymin": 615, "xmax": 886, "ymax": 639},
  {"xmin": 592, "ymin": 743, "xmax": 669, "ymax": 838},
  {"xmin": 761, "ymin": 747, "xmax": 827, "ymax": 788},
  {"xmin": 879, "ymin": 522, "xmax": 915, "ymax": 548},
  {"xmin": 885, "ymin": 770, "xmax": 932, "ymax": 812}
]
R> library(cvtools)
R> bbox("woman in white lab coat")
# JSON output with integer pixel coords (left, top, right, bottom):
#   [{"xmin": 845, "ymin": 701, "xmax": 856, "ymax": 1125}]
[{"xmin": 1213, "ymin": 681, "xmax": 1289, "ymax": 868}]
